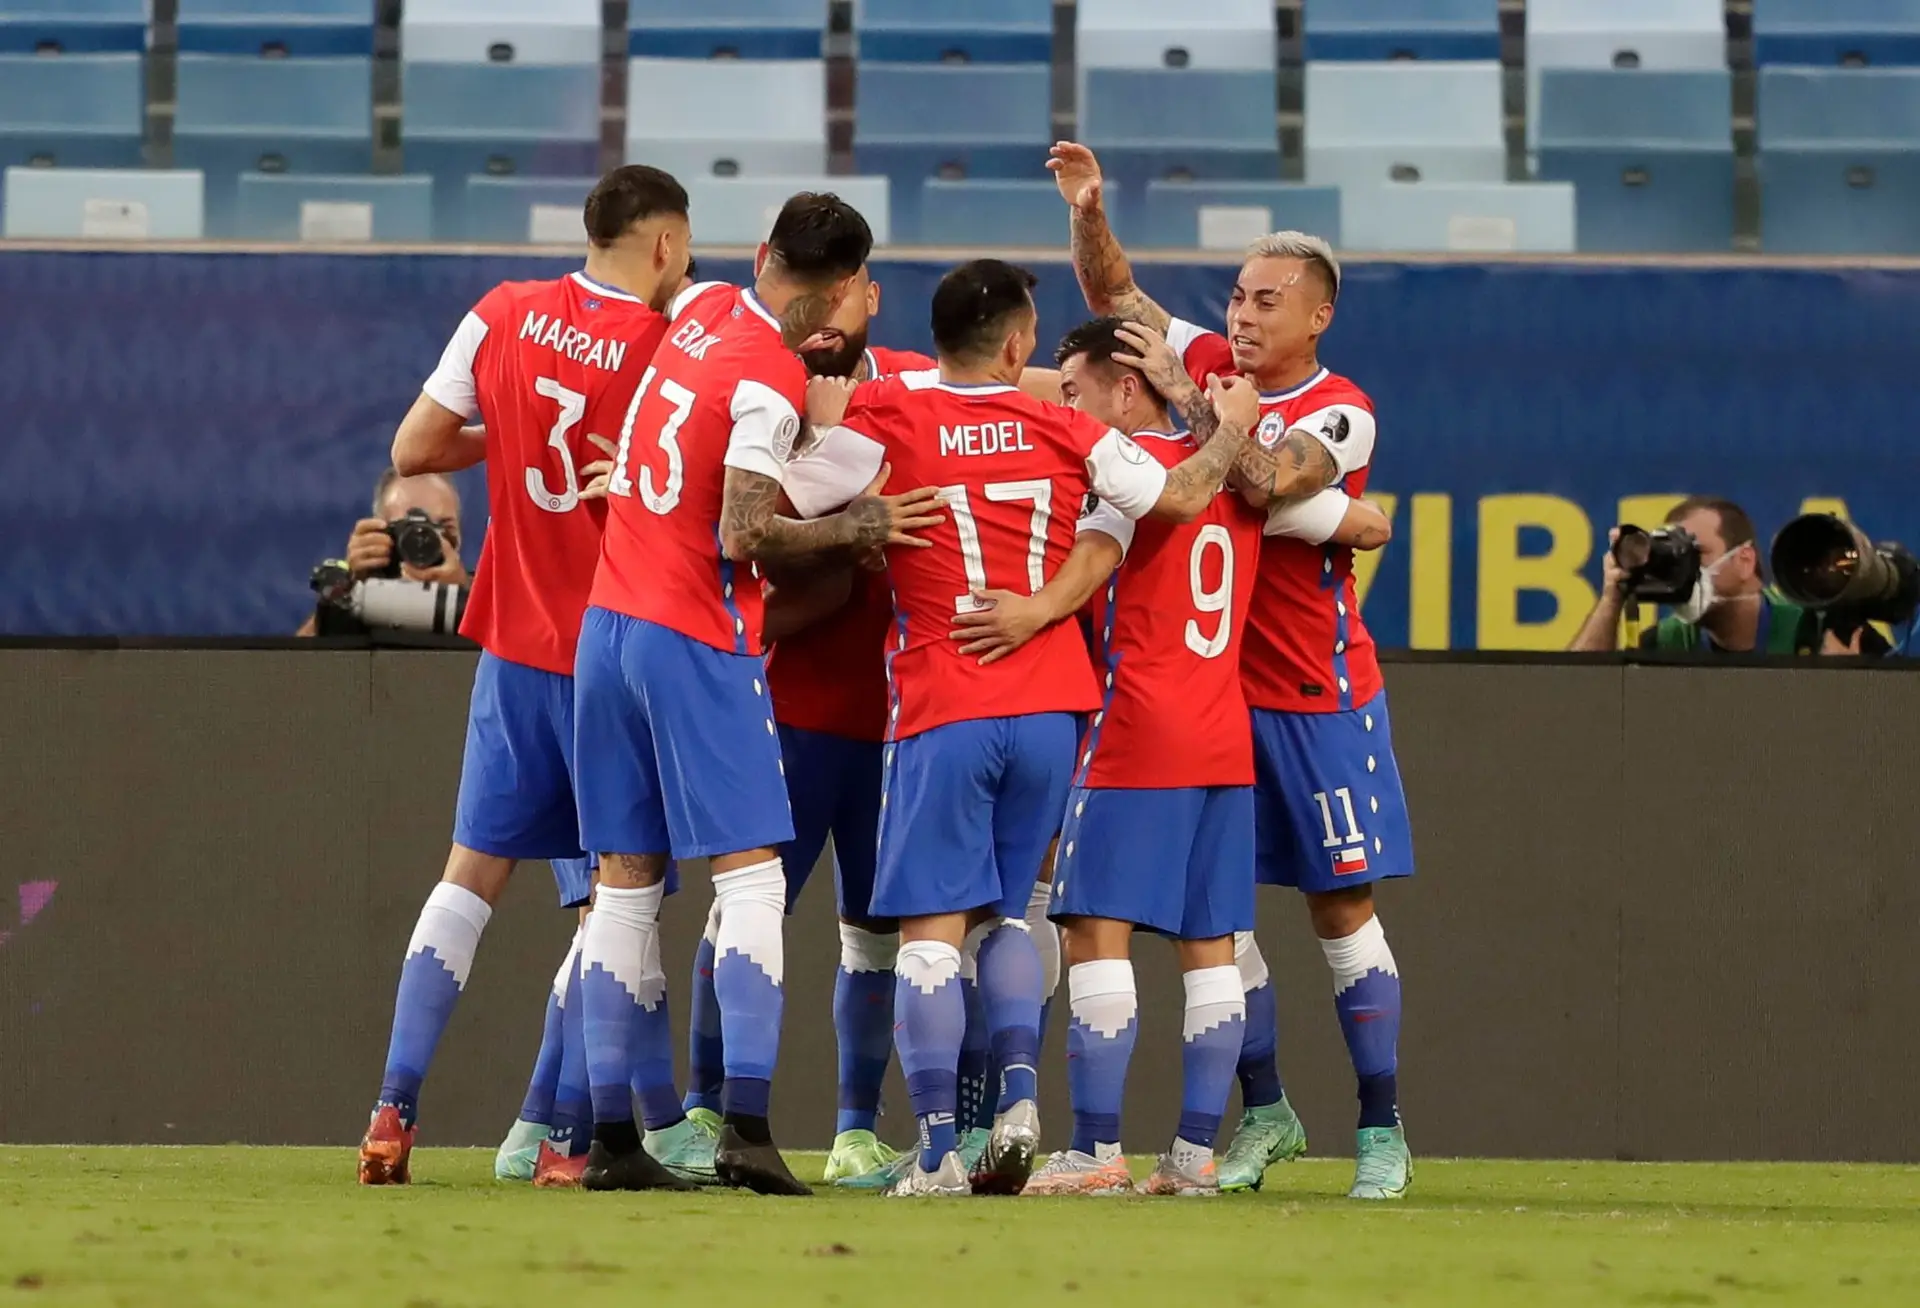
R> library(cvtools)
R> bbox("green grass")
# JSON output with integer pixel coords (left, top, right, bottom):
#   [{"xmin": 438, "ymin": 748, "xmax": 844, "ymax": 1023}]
[{"xmin": 2, "ymin": 1149, "xmax": 1917, "ymax": 1307}]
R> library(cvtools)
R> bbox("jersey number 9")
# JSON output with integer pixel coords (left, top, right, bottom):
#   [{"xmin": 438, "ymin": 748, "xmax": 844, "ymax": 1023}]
[{"xmin": 1184, "ymin": 524, "xmax": 1234, "ymax": 659}]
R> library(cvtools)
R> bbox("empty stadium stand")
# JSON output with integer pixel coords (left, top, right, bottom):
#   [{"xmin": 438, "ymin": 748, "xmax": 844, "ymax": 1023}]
[
  {"xmin": 1303, "ymin": 0, "xmax": 1500, "ymax": 64},
  {"xmin": 1759, "ymin": 66, "xmax": 1920, "ymax": 253},
  {"xmin": 0, "ymin": 0, "xmax": 146, "ymax": 54}
]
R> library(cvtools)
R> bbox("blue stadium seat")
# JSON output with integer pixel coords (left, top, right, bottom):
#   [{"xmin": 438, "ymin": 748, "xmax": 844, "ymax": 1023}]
[
  {"xmin": 174, "ymin": 54, "xmax": 371, "ymax": 235},
  {"xmin": 1303, "ymin": 0, "xmax": 1500, "ymax": 63},
  {"xmin": 235, "ymin": 172, "xmax": 433, "ymax": 242},
  {"xmin": 1339, "ymin": 181, "xmax": 1575, "ymax": 252},
  {"xmin": 404, "ymin": 0, "xmax": 599, "ymax": 66},
  {"xmin": 627, "ymin": 57, "xmax": 826, "ymax": 179},
  {"xmin": 1753, "ymin": 0, "xmax": 1920, "ymax": 69},
  {"xmin": 1076, "ymin": 0, "xmax": 1275, "ymax": 72},
  {"xmin": 1526, "ymin": 1, "xmax": 1726, "ymax": 150},
  {"xmin": 460, "ymin": 175, "xmax": 594, "ymax": 242},
  {"xmin": 3, "ymin": 166, "xmax": 200, "ymax": 238},
  {"xmin": 915, "ymin": 178, "xmax": 1072, "ymax": 246},
  {"xmin": 855, "ymin": 62, "xmax": 1050, "ymax": 240},
  {"xmin": 687, "ymin": 175, "xmax": 891, "ymax": 244},
  {"xmin": 1533, "ymin": 68, "xmax": 1733, "ymax": 252},
  {"xmin": 1760, "ymin": 68, "xmax": 1920, "ymax": 253},
  {"xmin": 854, "ymin": 0, "xmax": 1050, "ymax": 64},
  {"xmin": 404, "ymin": 61, "xmax": 600, "ymax": 236},
  {"xmin": 1304, "ymin": 61, "xmax": 1504, "ymax": 187},
  {"xmin": 176, "ymin": 1, "xmax": 373, "ymax": 58},
  {"xmin": 0, "ymin": 1, "xmax": 146, "ymax": 55},
  {"xmin": 0, "ymin": 53, "xmax": 143, "ymax": 169},
  {"xmin": 629, "ymin": 0, "xmax": 824, "ymax": 60},
  {"xmin": 1141, "ymin": 180, "xmax": 1340, "ymax": 250},
  {"xmin": 1080, "ymin": 68, "xmax": 1281, "ymax": 227}
]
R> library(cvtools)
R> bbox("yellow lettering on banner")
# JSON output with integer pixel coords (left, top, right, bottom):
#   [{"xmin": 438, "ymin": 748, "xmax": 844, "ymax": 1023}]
[
  {"xmin": 1351, "ymin": 493, "xmax": 1395, "ymax": 609},
  {"xmin": 1478, "ymin": 494, "xmax": 1596, "ymax": 649},
  {"xmin": 1614, "ymin": 494, "xmax": 1689, "ymax": 649},
  {"xmin": 1410, "ymin": 493, "xmax": 1452, "ymax": 649}
]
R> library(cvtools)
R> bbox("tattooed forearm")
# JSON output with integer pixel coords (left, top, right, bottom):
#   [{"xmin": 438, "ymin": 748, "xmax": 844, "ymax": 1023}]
[
  {"xmin": 721, "ymin": 469, "xmax": 894, "ymax": 563},
  {"xmin": 1231, "ymin": 431, "xmax": 1339, "ymax": 508},
  {"xmin": 1070, "ymin": 202, "xmax": 1171, "ymax": 333},
  {"xmin": 1171, "ymin": 384, "xmax": 1218, "ymax": 445},
  {"xmin": 1155, "ymin": 417, "xmax": 1251, "ymax": 521},
  {"xmin": 1350, "ymin": 518, "xmax": 1391, "ymax": 551}
]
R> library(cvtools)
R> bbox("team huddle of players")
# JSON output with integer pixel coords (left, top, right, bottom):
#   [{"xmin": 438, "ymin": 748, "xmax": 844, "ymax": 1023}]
[{"xmin": 355, "ymin": 141, "xmax": 1415, "ymax": 1202}]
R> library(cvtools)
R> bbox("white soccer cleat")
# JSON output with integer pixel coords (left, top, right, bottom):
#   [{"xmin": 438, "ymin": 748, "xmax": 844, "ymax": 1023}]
[
  {"xmin": 974, "ymin": 1099, "xmax": 1041, "ymax": 1195},
  {"xmin": 1020, "ymin": 1150, "xmax": 1134, "ymax": 1196},
  {"xmin": 885, "ymin": 1150, "xmax": 971, "ymax": 1197}
]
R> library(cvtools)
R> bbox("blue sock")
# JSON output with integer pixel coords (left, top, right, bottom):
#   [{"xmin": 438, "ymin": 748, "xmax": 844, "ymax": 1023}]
[
  {"xmin": 833, "ymin": 924, "xmax": 897, "ymax": 1136},
  {"xmin": 549, "ymin": 948, "xmax": 590, "ymax": 1156},
  {"xmin": 377, "ymin": 882, "xmax": 492, "ymax": 1125},
  {"xmin": 1177, "ymin": 965, "xmax": 1246, "ymax": 1150},
  {"xmin": 1065, "ymin": 960, "xmax": 1136, "ymax": 1157},
  {"xmin": 711, "ymin": 861, "xmax": 786, "ymax": 1122},
  {"xmin": 1322, "ymin": 917, "xmax": 1402, "ymax": 1129},
  {"xmin": 684, "ymin": 915, "xmax": 723, "ymax": 1115},
  {"xmin": 958, "ymin": 972, "xmax": 991, "ymax": 1131},
  {"xmin": 977, "ymin": 921, "xmax": 1043, "ymax": 1112},
  {"xmin": 895, "ymin": 940, "xmax": 964, "ymax": 1170},
  {"xmin": 581, "ymin": 885, "xmax": 663, "ymax": 1134},
  {"xmin": 515, "ymin": 927, "xmax": 581, "ymax": 1126},
  {"xmin": 630, "ymin": 946, "xmax": 683, "ymax": 1132},
  {"xmin": 1235, "ymin": 933, "xmax": 1285, "ymax": 1110}
]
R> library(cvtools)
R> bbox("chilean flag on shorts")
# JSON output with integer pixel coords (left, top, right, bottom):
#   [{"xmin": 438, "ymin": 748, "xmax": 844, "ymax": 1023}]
[{"xmin": 1332, "ymin": 845, "xmax": 1370, "ymax": 877}]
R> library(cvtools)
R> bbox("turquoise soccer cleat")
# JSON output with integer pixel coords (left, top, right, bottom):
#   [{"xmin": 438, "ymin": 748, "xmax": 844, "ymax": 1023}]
[
  {"xmin": 493, "ymin": 1118, "xmax": 546, "ymax": 1182},
  {"xmin": 824, "ymin": 1130, "xmax": 900, "ymax": 1184},
  {"xmin": 1216, "ymin": 1097, "xmax": 1309, "ymax": 1192},
  {"xmin": 834, "ymin": 1147, "xmax": 915, "ymax": 1191},
  {"xmin": 645, "ymin": 1114, "xmax": 720, "ymax": 1186},
  {"xmin": 1348, "ymin": 1125, "xmax": 1412, "ymax": 1200}
]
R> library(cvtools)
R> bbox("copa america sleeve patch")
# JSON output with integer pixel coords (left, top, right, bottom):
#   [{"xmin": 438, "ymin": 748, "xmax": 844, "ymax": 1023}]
[
  {"xmin": 1320, "ymin": 411, "xmax": 1351, "ymax": 444},
  {"xmin": 773, "ymin": 413, "xmax": 800, "ymax": 463},
  {"xmin": 1256, "ymin": 412, "xmax": 1287, "ymax": 449}
]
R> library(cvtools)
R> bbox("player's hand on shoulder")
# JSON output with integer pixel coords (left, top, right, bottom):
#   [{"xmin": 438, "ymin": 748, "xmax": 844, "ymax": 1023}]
[
  {"xmin": 1047, "ymin": 141, "xmax": 1105, "ymax": 212},
  {"xmin": 848, "ymin": 462, "xmax": 945, "ymax": 549},
  {"xmin": 578, "ymin": 432, "xmax": 619, "ymax": 501},
  {"xmin": 1112, "ymin": 322, "xmax": 1190, "ymax": 402},
  {"xmin": 950, "ymin": 589, "xmax": 1049, "ymax": 666},
  {"xmin": 1209, "ymin": 373, "xmax": 1261, "ymax": 432},
  {"xmin": 806, "ymin": 375, "xmax": 858, "ymax": 430},
  {"xmin": 346, "ymin": 518, "xmax": 394, "ymax": 578}
]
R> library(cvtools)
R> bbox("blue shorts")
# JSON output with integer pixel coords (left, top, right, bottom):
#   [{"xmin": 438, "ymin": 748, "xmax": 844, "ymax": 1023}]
[
  {"xmin": 778, "ymin": 723, "xmax": 886, "ymax": 924},
  {"xmin": 573, "ymin": 608, "xmax": 794, "ymax": 860},
  {"xmin": 1251, "ymin": 691, "xmax": 1415, "ymax": 893},
  {"xmin": 872, "ymin": 713, "xmax": 1077, "ymax": 920},
  {"xmin": 453, "ymin": 651, "xmax": 586, "ymax": 865},
  {"xmin": 1052, "ymin": 785, "xmax": 1255, "ymax": 940},
  {"xmin": 548, "ymin": 856, "xmax": 595, "ymax": 911}
]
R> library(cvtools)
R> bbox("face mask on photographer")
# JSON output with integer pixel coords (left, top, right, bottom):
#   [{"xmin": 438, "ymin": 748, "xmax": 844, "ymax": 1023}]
[{"xmin": 1672, "ymin": 545, "xmax": 1747, "ymax": 624}]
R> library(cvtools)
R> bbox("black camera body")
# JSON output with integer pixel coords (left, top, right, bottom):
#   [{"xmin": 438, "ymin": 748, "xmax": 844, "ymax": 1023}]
[
  {"xmin": 1771, "ymin": 513, "xmax": 1920, "ymax": 637},
  {"xmin": 380, "ymin": 508, "xmax": 446, "ymax": 578},
  {"xmin": 1612, "ymin": 523, "xmax": 1702, "ymax": 605}
]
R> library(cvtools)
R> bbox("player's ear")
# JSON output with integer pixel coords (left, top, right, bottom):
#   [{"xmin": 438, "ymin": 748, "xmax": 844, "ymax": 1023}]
[
  {"xmin": 1312, "ymin": 299, "xmax": 1335, "ymax": 336},
  {"xmin": 753, "ymin": 242, "xmax": 770, "ymax": 278},
  {"xmin": 868, "ymin": 278, "xmax": 881, "ymax": 315}
]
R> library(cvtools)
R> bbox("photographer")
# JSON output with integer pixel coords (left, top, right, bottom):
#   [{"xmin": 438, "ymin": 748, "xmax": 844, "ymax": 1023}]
[
  {"xmin": 298, "ymin": 469, "xmax": 470, "ymax": 637},
  {"xmin": 1568, "ymin": 496, "xmax": 1885, "ymax": 656}
]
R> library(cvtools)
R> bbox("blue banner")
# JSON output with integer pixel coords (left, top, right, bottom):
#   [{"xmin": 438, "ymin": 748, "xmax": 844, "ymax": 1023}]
[{"xmin": 3, "ymin": 250, "xmax": 1917, "ymax": 645}]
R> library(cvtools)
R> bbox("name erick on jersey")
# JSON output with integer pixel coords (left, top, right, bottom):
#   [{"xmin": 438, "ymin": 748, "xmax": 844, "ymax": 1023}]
[
  {"xmin": 1079, "ymin": 432, "xmax": 1265, "ymax": 788},
  {"xmin": 783, "ymin": 372, "xmax": 1172, "ymax": 739},
  {"xmin": 1167, "ymin": 317, "xmax": 1382, "ymax": 715},
  {"xmin": 589, "ymin": 281, "xmax": 807, "ymax": 656},
  {"xmin": 766, "ymin": 345, "xmax": 936, "ymax": 742},
  {"xmin": 423, "ymin": 271, "xmax": 667, "ymax": 675}
]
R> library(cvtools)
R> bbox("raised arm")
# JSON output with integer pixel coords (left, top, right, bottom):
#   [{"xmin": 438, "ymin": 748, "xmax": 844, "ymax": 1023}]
[{"xmin": 1049, "ymin": 142, "xmax": 1171, "ymax": 332}]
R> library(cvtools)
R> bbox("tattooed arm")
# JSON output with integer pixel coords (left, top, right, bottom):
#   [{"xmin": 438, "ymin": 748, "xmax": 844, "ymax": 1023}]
[
  {"xmin": 1230, "ymin": 430, "xmax": 1342, "ymax": 510},
  {"xmin": 1049, "ymin": 142, "xmax": 1172, "ymax": 332},
  {"xmin": 1137, "ymin": 375, "xmax": 1261, "ymax": 523},
  {"xmin": 719, "ymin": 467, "xmax": 942, "ymax": 564}
]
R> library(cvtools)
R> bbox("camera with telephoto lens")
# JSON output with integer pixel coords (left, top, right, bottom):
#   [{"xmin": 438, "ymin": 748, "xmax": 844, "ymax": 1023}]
[
  {"xmin": 1611, "ymin": 523, "xmax": 1702, "ymax": 606},
  {"xmin": 1770, "ymin": 514, "xmax": 1920, "ymax": 639},
  {"xmin": 309, "ymin": 560, "xmax": 468, "ymax": 635},
  {"xmin": 380, "ymin": 508, "xmax": 447, "ymax": 578}
]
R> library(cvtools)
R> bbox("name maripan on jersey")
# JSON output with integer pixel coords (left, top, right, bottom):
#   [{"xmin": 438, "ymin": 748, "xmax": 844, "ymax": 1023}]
[
  {"xmin": 518, "ymin": 310, "xmax": 630, "ymax": 372},
  {"xmin": 938, "ymin": 421, "xmax": 1036, "ymax": 457}
]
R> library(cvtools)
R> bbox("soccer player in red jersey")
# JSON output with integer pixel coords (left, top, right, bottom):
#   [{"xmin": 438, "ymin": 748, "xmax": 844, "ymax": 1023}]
[
  {"xmin": 572, "ymin": 193, "xmax": 943, "ymax": 1195},
  {"xmin": 781, "ymin": 258, "xmax": 1261, "ymax": 1196},
  {"xmin": 1052, "ymin": 141, "xmax": 1416, "ymax": 1200},
  {"xmin": 358, "ymin": 166, "xmax": 692, "ymax": 1187}
]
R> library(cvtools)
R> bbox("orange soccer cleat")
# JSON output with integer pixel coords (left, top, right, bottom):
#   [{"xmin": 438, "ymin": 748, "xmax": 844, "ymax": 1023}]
[
  {"xmin": 358, "ymin": 1105, "xmax": 416, "ymax": 1185},
  {"xmin": 532, "ymin": 1139, "xmax": 588, "ymax": 1189}
]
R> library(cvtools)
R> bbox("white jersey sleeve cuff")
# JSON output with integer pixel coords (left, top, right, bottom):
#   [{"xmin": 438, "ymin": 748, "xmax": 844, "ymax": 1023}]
[
  {"xmin": 722, "ymin": 378, "xmax": 801, "ymax": 484},
  {"xmin": 1264, "ymin": 487, "xmax": 1349, "ymax": 545},
  {"xmin": 783, "ymin": 424, "xmax": 886, "ymax": 518},
  {"xmin": 1077, "ymin": 498, "xmax": 1136, "ymax": 559},
  {"xmin": 421, "ymin": 310, "xmax": 488, "ymax": 419},
  {"xmin": 1290, "ymin": 403, "xmax": 1377, "ymax": 479},
  {"xmin": 1165, "ymin": 317, "xmax": 1209, "ymax": 363},
  {"xmin": 1085, "ymin": 429, "xmax": 1170, "ymax": 519}
]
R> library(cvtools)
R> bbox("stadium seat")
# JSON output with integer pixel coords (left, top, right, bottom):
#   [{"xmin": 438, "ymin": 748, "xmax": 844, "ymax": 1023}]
[
  {"xmin": 174, "ymin": 54, "xmax": 372, "ymax": 236},
  {"xmin": 915, "ymin": 178, "xmax": 1074, "ymax": 246},
  {"xmin": 460, "ymin": 173, "xmax": 889, "ymax": 244},
  {"xmin": 1304, "ymin": 61, "xmax": 1504, "ymax": 188},
  {"xmin": 854, "ymin": 0, "xmax": 1051, "ymax": 64},
  {"xmin": 688, "ymin": 175, "xmax": 891, "ymax": 244},
  {"xmin": 626, "ymin": 57, "xmax": 826, "ymax": 179},
  {"xmin": 1302, "ymin": 0, "xmax": 1500, "ymax": 64},
  {"xmin": 855, "ymin": 62, "xmax": 1050, "ymax": 240},
  {"xmin": 629, "ymin": 0, "xmax": 825, "ymax": 60},
  {"xmin": 0, "ymin": 52, "xmax": 143, "ymax": 169},
  {"xmin": 1141, "ymin": 180, "xmax": 1341, "ymax": 250},
  {"xmin": 403, "ymin": 0, "xmax": 599, "ymax": 67},
  {"xmin": 1075, "ymin": 0, "xmax": 1275, "ymax": 72},
  {"xmin": 404, "ymin": 61, "xmax": 600, "ymax": 236},
  {"xmin": 1752, "ymin": 0, "xmax": 1920, "ymax": 70},
  {"xmin": 1080, "ymin": 68, "xmax": 1282, "ymax": 228},
  {"xmin": 1525, "ymin": 0, "xmax": 1726, "ymax": 148},
  {"xmin": 2, "ymin": 166, "xmax": 201, "ymax": 238},
  {"xmin": 460, "ymin": 175, "xmax": 595, "ymax": 243},
  {"xmin": 0, "ymin": 0, "xmax": 146, "ymax": 55},
  {"xmin": 1339, "ymin": 180, "xmax": 1575, "ymax": 252},
  {"xmin": 176, "ymin": 1, "xmax": 374, "ymax": 58},
  {"xmin": 1759, "ymin": 68, "xmax": 1920, "ymax": 253},
  {"xmin": 1533, "ymin": 68, "xmax": 1733, "ymax": 252},
  {"xmin": 234, "ymin": 172, "xmax": 433, "ymax": 242}
]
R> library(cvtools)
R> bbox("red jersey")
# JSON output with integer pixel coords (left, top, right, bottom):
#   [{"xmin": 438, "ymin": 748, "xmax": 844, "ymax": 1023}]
[
  {"xmin": 783, "ymin": 371, "xmax": 1171, "ymax": 739},
  {"xmin": 765, "ymin": 345, "xmax": 936, "ymax": 742},
  {"xmin": 1168, "ymin": 318, "xmax": 1382, "ymax": 715},
  {"xmin": 589, "ymin": 281, "xmax": 808, "ymax": 656},
  {"xmin": 422, "ymin": 271, "xmax": 667, "ymax": 675},
  {"xmin": 1079, "ymin": 430, "xmax": 1266, "ymax": 788}
]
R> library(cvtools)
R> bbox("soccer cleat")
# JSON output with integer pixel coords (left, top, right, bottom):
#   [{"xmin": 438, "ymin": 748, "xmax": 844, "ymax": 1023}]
[
  {"xmin": 1020, "ymin": 1151, "xmax": 1134, "ymax": 1197},
  {"xmin": 687, "ymin": 1106, "xmax": 723, "ymax": 1136},
  {"xmin": 885, "ymin": 1150, "xmax": 971, "ymax": 1197},
  {"xmin": 581, "ymin": 1138, "xmax": 697, "ymax": 1192},
  {"xmin": 646, "ymin": 1116, "xmax": 720, "ymax": 1186},
  {"xmin": 1144, "ymin": 1153, "xmax": 1220, "ymax": 1197},
  {"xmin": 714, "ymin": 1123, "xmax": 813, "ymax": 1196},
  {"xmin": 357, "ymin": 1105, "xmax": 415, "ymax": 1186},
  {"xmin": 531, "ymin": 1139, "xmax": 587, "ymax": 1189},
  {"xmin": 956, "ymin": 1126, "xmax": 991, "ymax": 1178},
  {"xmin": 493, "ymin": 1118, "xmax": 547, "ymax": 1182},
  {"xmin": 1217, "ymin": 1097, "xmax": 1309, "ymax": 1193},
  {"xmin": 823, "ymin": 1129, "xmax": 900, "ymax": 1184},
  {"xmin": 1347, "ymin": 1125, "xmax": 1412, "ymax": 1200},
  {"xmin": 833, "ymin": 1147, "xmax": 916, "ymax": 1192},
  {"xmin": 972, "ymin": 1099, "xmax": 1040, "ymax": 1195}
]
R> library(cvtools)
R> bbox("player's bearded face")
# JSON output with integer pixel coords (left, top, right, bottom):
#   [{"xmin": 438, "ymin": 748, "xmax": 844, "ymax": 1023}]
[{"xmin": 797, "ymin": 273, "xmax": 877, "ymax": 377}]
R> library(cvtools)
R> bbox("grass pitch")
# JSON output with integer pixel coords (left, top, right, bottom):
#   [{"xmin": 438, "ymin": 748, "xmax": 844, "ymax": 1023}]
[{"xmin": 1, "ymin": 1149, "xmax": 1916, "ymax": 1307}]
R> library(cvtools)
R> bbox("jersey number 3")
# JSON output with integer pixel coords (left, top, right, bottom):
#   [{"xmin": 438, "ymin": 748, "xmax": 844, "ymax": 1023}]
[
  {"xmin": 525, "ymin": 377, "xmax": 586, "ymax": 513},
  {"xmin": 607, "ymin": 364, "xmax": 696, "ymax": 514}
]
